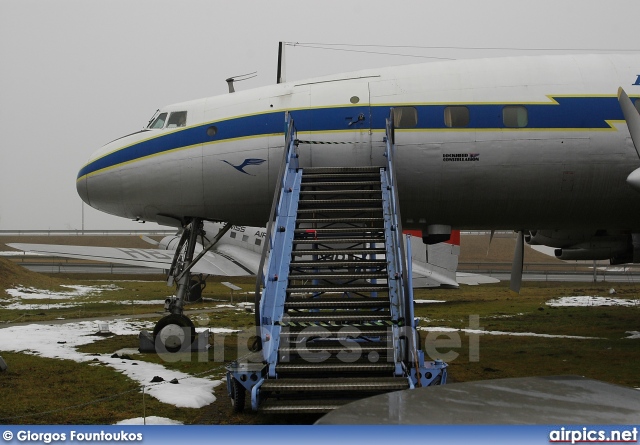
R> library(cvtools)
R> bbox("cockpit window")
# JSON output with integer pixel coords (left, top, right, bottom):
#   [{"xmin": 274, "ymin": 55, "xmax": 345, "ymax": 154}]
[
  {"xmin": 166, "ymin": 111, "xmax": 187, "ymax": 128},
  {"xmin": 148, "ymin": 112, "xmax": 168, "ymax": 129}
]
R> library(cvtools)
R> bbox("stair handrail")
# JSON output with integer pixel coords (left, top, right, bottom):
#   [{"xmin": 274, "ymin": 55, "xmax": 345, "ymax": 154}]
[
  {"xmin": 253, "ymin": 112, "xmax": 299, "ymax": 346},
  {"xmin": 383, "ymin": 109, "xmax": 412, "ymax": 323},
  {"xmin": 384, "ymin": 109, "xmax": 421, "ymax": 373}
]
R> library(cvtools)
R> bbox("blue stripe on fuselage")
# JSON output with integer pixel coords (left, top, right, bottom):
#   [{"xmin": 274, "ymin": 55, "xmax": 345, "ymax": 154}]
[{"xmin": 77, "ymin": 97, "xmax": 625, "ymax": 179}]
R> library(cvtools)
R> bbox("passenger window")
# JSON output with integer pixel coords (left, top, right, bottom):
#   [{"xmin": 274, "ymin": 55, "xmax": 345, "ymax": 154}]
[
  {"xmin": 230, "ymin": 232, "xmax": 236, "ymax": 239},
  {"xmin": 149, "ymin": 113, "xmax": 168, "ymax": 129},
  {"xmin": 242, "ymin": 235, "xmax": 249, "ymax": 242},
  {"xmin": 255, "ymin": 238, "xmax": 262, "ymax": 246},
  {"xmin": 444, "ymin": 106, "xmax": 469, "ymax": 128},
  {"xmin": 392, "ymin": 107, "xmax": 418, "ymax": 128},
  {"xmin": 503, "ymin": 106, "xmax": 528, "ymax": 128},
  {"xmin": 166, "ymin": 111, "xmax": 187, "ymax": 128}
]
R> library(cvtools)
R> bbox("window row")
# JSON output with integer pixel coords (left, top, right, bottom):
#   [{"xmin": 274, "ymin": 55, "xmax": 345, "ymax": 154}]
[{"xmin": 392, "ymin": 105, "xmax": 529, "ymax": 129}]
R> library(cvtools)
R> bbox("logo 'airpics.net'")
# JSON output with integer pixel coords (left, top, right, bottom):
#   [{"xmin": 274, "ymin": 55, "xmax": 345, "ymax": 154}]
[{"xmin": 443, "ymin": 153, "xmax": 480, "ymax": 162}]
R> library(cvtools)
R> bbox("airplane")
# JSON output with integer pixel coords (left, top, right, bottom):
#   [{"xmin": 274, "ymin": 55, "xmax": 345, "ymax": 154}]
[
  {"xmin": 73, "ymin": 53, "xmax": 640, "ymax": 279},
  {"xmin": 56, "ymin": 52, "xmax": 640, "ymax": 409}
]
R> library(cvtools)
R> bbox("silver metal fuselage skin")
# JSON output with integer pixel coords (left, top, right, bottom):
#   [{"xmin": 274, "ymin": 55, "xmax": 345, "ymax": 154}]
[{"xmin": 77, "ymin": 54, "xmax": 640, "ymax": 232}]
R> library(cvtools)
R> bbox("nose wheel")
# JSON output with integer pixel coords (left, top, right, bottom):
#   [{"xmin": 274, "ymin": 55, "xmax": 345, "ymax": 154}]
[{"xmin": 153, "ymin": 314, "xmax": 196, "ymax": 352}]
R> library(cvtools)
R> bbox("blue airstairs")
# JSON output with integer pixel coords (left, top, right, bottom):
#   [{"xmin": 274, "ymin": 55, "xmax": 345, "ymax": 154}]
[{"xmin": 226, "ymin": 111, "xmax": 447, "ymax": 414}]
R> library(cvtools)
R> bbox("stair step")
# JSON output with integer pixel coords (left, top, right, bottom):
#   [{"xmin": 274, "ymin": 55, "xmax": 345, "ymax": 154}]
[
  {"xmin": 285, "ymin": 297, "xmax": 390, "ymax": 309},
  {"xmin": 290, "ymin": 260, "xmax": 387, "ymax": 268},
  {"xmin": 298, "ymin": 199, "xmax": 383, "ymax": 205},
  {"xmin": 286, "ymin": 284, "xmax": 389, "ymax": 292},
  {"xmin": 279, "ymin": 326, "xmax": 390, "ymax": 338},
  {"xmin": 259, "ymin": 399, "xmax": 351, "ymax": 414},
  {"xmin": 301, "ymin": 166, "xmax": 382, "ymax": 174},
  {"xmin": 293, "ymin": 238, "xmax": 385, "ymax": 244},
  {"xmin": 288, "ymin": 272, "xmax": 387, "ymax": 279},
  {"xmin": 296, "ymin": 217, "xmax": 384, "ymax": 224},
  {"xmin": 302, "ymin": 173, "xmax": 380, "ymax": 180},
  {"xmin": 284, "ymin": 312, "xmax": 392, "ymax": 323},
  {"xmin": 275, "ymin": 361, "xmax": 396, "ymax": 373},
  {"xmin": 292, "ymin": 249, "xmax": 386, "ymax": 256},
  {"xmin": 260, "ymin": 377, "xmax": 406, "ymax": 392},
  {"xmin": 300, "ymin": 181, "xmax": 381, "ymax": 187},
  {"xmin": 296, "ymin": 207, "xmax": 382, "ymax": 214},
  {"xmin": 278, "ymin": 344, "xmax": 389, "ymax": 355},
  {"xmin": 299, "ymin": 189, "xmax": 382, "ymax": 195},
  {"xmin": 294, "ymin": 227, "xmax": 384, "ymax": 234}
]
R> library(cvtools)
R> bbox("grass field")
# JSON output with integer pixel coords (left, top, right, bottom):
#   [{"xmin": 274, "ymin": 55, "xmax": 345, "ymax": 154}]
[{"xmin": 1, "ymin": 254, "xmax": 639, "ymax": 424}]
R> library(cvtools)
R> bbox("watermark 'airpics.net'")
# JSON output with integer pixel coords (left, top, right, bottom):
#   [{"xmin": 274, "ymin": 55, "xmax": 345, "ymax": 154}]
[{"xmin": 155, "ymin": 315, "xmax": 483, "ymax": 364}]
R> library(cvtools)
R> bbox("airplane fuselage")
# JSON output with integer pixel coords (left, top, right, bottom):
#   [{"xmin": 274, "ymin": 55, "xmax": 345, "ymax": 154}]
[{"xmin": 77, "ymin": 54, "xmax": 640, "ymax": 232}]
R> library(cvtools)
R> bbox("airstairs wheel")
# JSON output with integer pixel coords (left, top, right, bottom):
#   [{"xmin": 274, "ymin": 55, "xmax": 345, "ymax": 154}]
[
  {"xmin": 230, "ymin": 378, "xmax": 246, "ymax": 412},
  {"xmin": 153, "ymin": 314, "xmax": 196, "ymax": 353}
]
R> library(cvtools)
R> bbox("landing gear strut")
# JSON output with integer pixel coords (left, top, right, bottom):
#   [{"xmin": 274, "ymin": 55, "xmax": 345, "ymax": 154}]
[
  {"xmin": 154, "ymin": 217, "xmax": 203, "ymax": 352},
  {"xmin": 152, "ymin": 218, "xmax": 231, "ymax": 353}
]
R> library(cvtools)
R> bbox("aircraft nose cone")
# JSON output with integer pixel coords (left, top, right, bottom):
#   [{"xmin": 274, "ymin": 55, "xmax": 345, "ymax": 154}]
[{"xmin": 76, "ymin": 173, "xmax": 90, "ymax": 205}]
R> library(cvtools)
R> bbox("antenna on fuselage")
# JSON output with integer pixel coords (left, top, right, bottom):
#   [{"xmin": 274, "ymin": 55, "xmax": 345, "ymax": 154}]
[
  {"xmin": 225, "ymin": 71, "xmax": 257, "ymax": 93},
  {"xmin": 277, "ymin": 41, "xmax": 286, "ymax": 84}
]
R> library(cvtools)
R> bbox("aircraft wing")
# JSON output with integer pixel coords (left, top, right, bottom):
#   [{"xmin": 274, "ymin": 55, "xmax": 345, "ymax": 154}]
[
  {"xmin": 8, "ymin": 235, "xmax": 495, "ymax": 285},
  {"xmin": 6, "ymin": 243, "xmax": 258, "ymax": 276},
  {"xmin": 455, "ymin": 272, "xmax": 500, "ymax": 286}
]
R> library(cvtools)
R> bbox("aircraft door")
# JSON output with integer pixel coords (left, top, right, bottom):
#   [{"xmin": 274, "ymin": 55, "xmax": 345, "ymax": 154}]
[{"xmin": 302, "ymin": 81, "xmax": 372, "ymax": 167}]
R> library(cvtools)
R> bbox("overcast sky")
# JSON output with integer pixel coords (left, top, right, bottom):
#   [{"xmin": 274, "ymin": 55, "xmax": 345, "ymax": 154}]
[{"xmin": 1, "ymin": 0, "xmax": 639, "ymax": 230}]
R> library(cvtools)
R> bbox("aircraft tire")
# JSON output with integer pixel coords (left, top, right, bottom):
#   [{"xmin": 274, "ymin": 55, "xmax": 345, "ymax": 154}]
[
  {"xmin": 153, "ymin": 314, "xmax": 196, "ymax": 353},
  {"xmin": 230, "ymin": 378, "xmax": 246, "ymax": 412}
]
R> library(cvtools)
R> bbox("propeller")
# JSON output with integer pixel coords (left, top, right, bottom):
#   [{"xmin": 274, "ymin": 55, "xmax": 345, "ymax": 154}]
[
  {"xmin": 510, "ymin": 230, "xmax": 524, "ymax": 293},
  {"xmin": 617, "ymin": 87, "xmax": 640, "ymax": 191}
]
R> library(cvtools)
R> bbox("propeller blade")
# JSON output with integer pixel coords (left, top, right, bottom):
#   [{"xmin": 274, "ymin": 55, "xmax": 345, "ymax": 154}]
[
  {"xmin": 617, "ymin": 87, "xmax": 640, "ymax": 159},
  {"xmin": 510, "ymin": 231, "xmax": 524, "ymax": 293},
  {"xmin": 486, "ymin": 229, "xmax": 495, "ymax": 256},
  {"xmin": 139, "ymin": 235, "xmax": 159, "ymax": 246},
  {"xmin": 618, "ymin": 87, "xmax": 640, "ymax": 192}
]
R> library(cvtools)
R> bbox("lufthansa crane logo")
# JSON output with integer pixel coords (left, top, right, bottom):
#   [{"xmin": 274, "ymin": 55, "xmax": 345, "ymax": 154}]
[{"xmin": 222, "ymin": 158, "xmax": 266, "ymax": 175}]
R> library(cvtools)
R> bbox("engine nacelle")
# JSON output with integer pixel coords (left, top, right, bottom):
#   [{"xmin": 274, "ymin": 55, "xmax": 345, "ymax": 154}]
[
  {"xmin": 555, "ymin": 245, "xmax": 628, "ymax": 261},
  {"xmin": 158, "ymin": 235, "xmax": 181, "ymax": 251},
  {"xmin": 526, "ymin": 230, "xmax": 640, "ymax": 263},
  {"xmin": 525, "ymin": 230, "xmax": 593, "ymax": 248},
  {"xmin": 553, "ymin": 235, "xmax": 638, "ymax": 262}
]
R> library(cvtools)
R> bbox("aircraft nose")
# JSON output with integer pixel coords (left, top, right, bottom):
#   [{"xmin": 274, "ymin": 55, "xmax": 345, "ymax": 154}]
[{"xmin": 76, "ymin": 172, "xmax": 90, "ymax": 205}]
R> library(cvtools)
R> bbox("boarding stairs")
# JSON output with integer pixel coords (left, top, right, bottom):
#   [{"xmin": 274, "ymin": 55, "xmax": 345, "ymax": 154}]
[{"xmin": 226, "ymin": 111, "xmax": 447, "ymax": 414}]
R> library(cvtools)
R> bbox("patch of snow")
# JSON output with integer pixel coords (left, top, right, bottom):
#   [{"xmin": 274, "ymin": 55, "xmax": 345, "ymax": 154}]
[
  {"xmin": 413, "ymin": 300, "xmax": 446, "ymax": 304},
  {"xmin": 110, "ymin": 300, "xmax": 167, "ymax": 305},
  {"xmin": 0, "ymin": 301, "xmax": 83, "ymax": 310},
  {"xmin": 208, "ymin": 327, "xmax": 240, "ymax": 333},
  {"xmin": 0, "ymin": 320, "xmax": 220, "ymax": 408},
  {"xmin": 419, "ymin": 326, "xmax": 599, "ymax": 339},
  {"xmin": 115, "ymin": 416, "xmax": 183, "ymax": 425},
  {"xmin": 546, "ymin": 296, "xmax": 639, "ymax": 307},
  {"xmin": 4, "ymin": 284, "xmax": 121, "ymax": 300},
  {"xmin": 487, "ymin": 313, "xmax": 525, "ymax": 319},
  {"xmin": 624, "ymin": 331, "xmax": 640, "ymax": 339}
]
